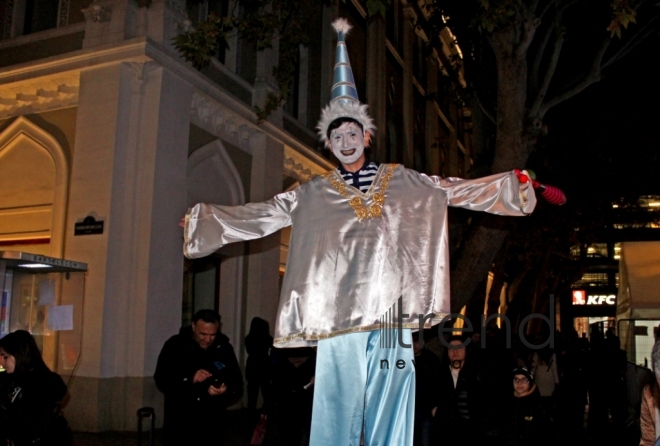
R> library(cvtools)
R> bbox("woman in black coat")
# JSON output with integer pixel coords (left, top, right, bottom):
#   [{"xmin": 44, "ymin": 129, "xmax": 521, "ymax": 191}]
[{"xmin": 0, "ymin": 330, "xmax": 71, "ymax": 445}]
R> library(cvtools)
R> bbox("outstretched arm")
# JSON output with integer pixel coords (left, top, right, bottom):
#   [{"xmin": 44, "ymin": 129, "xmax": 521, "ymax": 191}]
[
  {"xmin": 426, "ymin": 170, "xmax": 537, "ymax": 216},
  {"xmin": 184, "ymin": 191, "xmax": 296, "ymax": 259}
]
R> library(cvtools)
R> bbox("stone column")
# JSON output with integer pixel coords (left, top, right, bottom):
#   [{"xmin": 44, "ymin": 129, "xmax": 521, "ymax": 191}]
[
  {"xmin": 81, "ymin": 0, "xmax": 143, "ymax": 49},
  {"xmin": 146, "ymin": 0, "xmax": 189, "ymax": 54},
  {"xmin": 64, "ymin": 61, "xmax": 192, "ymax": 431}
]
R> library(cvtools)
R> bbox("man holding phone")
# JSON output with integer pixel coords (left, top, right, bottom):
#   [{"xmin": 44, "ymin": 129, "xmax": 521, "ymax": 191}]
[{"xmin": 155, "ymin": 309, "xmax": 243, "ymax": 445}]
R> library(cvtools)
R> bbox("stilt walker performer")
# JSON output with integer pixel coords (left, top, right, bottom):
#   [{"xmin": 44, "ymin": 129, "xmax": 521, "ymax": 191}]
[{"xmin": 183, "ymin": 17, "xmax": 537, "ymax": 446}]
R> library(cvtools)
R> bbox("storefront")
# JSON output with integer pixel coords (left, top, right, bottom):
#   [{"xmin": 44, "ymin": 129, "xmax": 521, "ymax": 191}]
[
  {"xmin": 0, "ymin": 251, "xmax": 86, "ymax": 373},
  {"xmin": 617, "ymin": 241, "xmax": 660, "ymax": 367},
  {"xmin": 569, "ymin": 288, "xmax": 618, "ymax": 338}
]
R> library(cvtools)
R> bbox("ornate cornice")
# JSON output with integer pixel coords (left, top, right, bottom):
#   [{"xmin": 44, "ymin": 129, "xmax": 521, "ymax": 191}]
[
  {"xmin": 190, "ymin": 91, "xmax": 332, "ymax": 182},
  {"xmin": 190, "ymin": 91, "xmax": 263, "ymax": 153},
  {"xmin": 0, "ymin": 73, "xmax": 80, "ymax": 120},
  {"xmin": 283, "ymin": 147, "xmax": 330, "ymax": 183}
]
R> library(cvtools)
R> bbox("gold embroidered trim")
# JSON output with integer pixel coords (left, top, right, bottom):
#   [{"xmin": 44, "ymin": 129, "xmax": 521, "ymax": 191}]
[
  {"xmin": 520, "ymin": 188, "xmax": 530, "ymax": 216},
  {"xmin": 273, "ymin": 313, "xmax": 450, "ymax": 345},
  {"xmin": 183, "ymin": 214, "xmax": 191, "ymax": 258},
  {"xmin": 323, "ymin": 164, "xmax": 398, "ymax": 221}
]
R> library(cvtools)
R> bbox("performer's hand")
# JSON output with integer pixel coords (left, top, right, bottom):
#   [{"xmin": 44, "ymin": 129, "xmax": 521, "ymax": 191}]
[
  {"xmin": 208, "ymin": 382, "xmax": 227, "ymax": 396},
  {"xmin": 513, "ymin": 169, "xmax": 531, "ymax": 186},
  {"xmin": 193, "ymin": 369, "xmax": 212, "ymax": 383},
  {"xmin": 431, "ymin": 406, "xmax": 437, "ymax": 417},
  {"xmin": 179, "ymin": 217, "xmax": 186, "ymax": 228}
]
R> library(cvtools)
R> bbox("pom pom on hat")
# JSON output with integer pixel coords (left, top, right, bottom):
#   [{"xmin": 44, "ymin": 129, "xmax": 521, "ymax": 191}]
[{"xmin": 332, "ymin": 18, "xmax": 352, "ymax": 35}]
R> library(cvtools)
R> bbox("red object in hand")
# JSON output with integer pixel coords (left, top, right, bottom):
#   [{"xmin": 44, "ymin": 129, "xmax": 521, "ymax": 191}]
[
  {"xmin": 514, "ymin": 169, "xmax": 529, "ymax": 183},
  {"xmin": 537, "ymin": 183, "xmax": 567, "ymax": 205},
  {"xmin": 515, "ymin": 169, "xmax": 566, "ymax": 205}
]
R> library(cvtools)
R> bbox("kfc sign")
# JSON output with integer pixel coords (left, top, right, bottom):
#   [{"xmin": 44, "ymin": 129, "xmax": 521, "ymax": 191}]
[
  {"xmin": 572, "ymin": 290, "xmax": 616, "ymax": 306},
  {"xmin": 572, "ymin": 290, "xmax": 586, "ymax": 305}
]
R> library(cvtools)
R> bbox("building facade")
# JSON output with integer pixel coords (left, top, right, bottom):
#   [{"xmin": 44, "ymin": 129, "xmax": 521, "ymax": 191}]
[{"xmin": 0, "ymin": 0, "xmax": 472, "ymax": 431}]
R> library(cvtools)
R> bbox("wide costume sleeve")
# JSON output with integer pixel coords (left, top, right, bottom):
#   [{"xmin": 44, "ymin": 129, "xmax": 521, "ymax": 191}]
[
  {"xmin": 425, "ymin": 170, "xmax": 537, "ymax": 215},
  {"xmin": 184, "ymin": 190, "xmax": 297, "ymax": 259}
]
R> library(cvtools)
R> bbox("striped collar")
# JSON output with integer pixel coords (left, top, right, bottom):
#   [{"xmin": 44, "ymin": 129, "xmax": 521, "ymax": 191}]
[{"xmin": 337, "ymin": 160, "xmax": 378, "ymax": 175}]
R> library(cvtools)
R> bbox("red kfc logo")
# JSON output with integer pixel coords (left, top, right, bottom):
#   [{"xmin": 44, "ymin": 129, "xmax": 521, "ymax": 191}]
[{"xmin": 572, "ymin": 290, "xmax": 586, "ymax": 305}]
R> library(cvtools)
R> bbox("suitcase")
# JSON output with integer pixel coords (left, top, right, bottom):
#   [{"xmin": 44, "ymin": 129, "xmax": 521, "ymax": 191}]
[{"xmin": 137, "ymin": 406, "xmax": 155, "ymax": 446}]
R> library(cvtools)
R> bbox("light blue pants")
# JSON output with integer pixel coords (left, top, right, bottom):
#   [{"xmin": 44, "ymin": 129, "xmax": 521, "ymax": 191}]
[{"xmin": 309, "ymin": 329, "xmax": 415, "ymax": 446}]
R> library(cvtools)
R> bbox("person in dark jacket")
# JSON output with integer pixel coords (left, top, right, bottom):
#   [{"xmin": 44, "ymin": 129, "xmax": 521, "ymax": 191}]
[
  {"xmin": 432, "ymin": 335, "xmax": 484, "ymax": 444},
  {"xmin": 0, "ymin": 330, "xmax": 71, "ymax": 446},
  {"xmin": 154, "ymin": 309, "xmax": 243, "ymax": 446},
  {"xmin": 505, "ymin": 367, "xmax": 542, "ymax": 446},
  {"xmin": 412, "ymin": 331, "xmax": 440, "ymax": 446},
  {"xmin": 271, "ymin": 347, "xmax": 316, "ymax": 446},
  {"xmin": 245, "ymin": 317, "xmax": 273, "ymax": 420}
]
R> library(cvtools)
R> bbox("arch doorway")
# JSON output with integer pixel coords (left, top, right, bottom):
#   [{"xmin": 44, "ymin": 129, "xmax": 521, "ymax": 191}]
[
  {"xmin": 184, "ymin": 139, "xmax": 245, "ymax": 346},
  {"xmin": 0, "ymin": 116, "xmax": 68, "ymax": 257}
]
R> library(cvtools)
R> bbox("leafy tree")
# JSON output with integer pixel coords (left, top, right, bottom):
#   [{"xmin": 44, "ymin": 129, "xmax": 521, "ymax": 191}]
[
  {"xmin": 482, "ymin": 31, "xmax": 660, "ymax": 328},
  {"xmin": 423, "ymin": 0, "xmax": 660, "ymax": 313},
  {"xmin": 174, "ymin": 0, "xmax": 390, "ymax": 120}
]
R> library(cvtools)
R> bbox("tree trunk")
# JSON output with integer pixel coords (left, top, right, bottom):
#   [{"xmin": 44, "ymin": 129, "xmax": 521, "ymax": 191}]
[
  {"xmin": 486, "ymin": 243, "xmax": 508, "ymax": 317},
  {"xmin": 450, "ymin": 27, "xmax": 540, "ymax": 313}
]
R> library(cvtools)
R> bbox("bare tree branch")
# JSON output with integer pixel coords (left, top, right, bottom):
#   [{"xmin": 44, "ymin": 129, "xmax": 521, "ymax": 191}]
[
  {"xmin": 529, "ymin": 0, "xmax": 540, "ymax": 14},
  {"xmin": 539, "ymin": 37, "xmax": 610, "ymax": 117},
  {"xmin": 557, "ymin": 0, "xmax": 579, "ymax": 14},
  {"xmin": 475, "ymin": 91, "xmax": 497, "ymax": 125},
  {"xmin": 530, "ymin": 32, "xmax": 564, "ymax": 117},
  {"xmin": 539, "ymin": 0, "xmax": 559, "ymax": 19},
  {"xmin": 602, "ymin": 14, "xmax": 660, "ymax": 69},
  {"xmin": 515, "ymin": 15, "xmax": 542, "ymax": 57},
  {"xmin": 529, "ymin": 14, "xmax": 557, "ymax": 93}
]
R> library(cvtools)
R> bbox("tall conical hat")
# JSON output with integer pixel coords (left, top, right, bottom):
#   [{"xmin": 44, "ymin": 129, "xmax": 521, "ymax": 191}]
[{"xmin": 317, "ymin": 18, "xmax": 375, "ymax": 142}]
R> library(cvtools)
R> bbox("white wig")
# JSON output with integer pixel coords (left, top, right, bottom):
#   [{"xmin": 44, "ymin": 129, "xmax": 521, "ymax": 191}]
[{"xmin": 316, "ymin": 101, "xmax": 376, "ymax": 143}]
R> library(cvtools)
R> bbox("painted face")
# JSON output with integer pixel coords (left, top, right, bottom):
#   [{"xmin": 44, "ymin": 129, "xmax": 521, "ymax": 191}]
[
  {"xmin": 192, "ymin": 321, "xmax": 218, "ymax": 350},
  {"xmin": 513, "ymin": 374, "xmax": 531, "ymax": 395},
  {"xmin": 327, "ymin": 122, "xmax": 367, "ymax": 166},
  {"xmin": 0, "ymin": 348, "xmax": 15, "ymax": 374}
]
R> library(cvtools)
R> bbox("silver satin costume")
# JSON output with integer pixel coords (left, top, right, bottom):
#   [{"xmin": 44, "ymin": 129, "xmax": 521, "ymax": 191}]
[{"xmin": 184, "ymin": 165, "xmax": 536, "ymax": 347}]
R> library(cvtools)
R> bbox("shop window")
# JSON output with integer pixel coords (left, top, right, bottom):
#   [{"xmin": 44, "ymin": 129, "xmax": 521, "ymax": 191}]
[
  {"xmin": 3, "ymin": 0, "xmax": 58, "ymax": 39},
  {"xmin": 586, "ymin": 243, "xmax": 608, "ymax": 258},
  {"xmin": 574, "ymin": 272, "xmax": 609, "ymax": 288}
]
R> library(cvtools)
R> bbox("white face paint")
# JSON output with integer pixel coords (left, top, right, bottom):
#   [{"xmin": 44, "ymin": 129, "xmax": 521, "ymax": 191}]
[{"xmin": 327, "ymin": 121, "xmax": 366, "ymax": 166}]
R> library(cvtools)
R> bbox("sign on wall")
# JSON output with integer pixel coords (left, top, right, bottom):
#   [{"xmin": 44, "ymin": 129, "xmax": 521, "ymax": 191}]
[
  {"xmin": 572, "ymin": 289, "xmax": 616, "ymax": 306},
  {"xmin": 74, "ymin": 216, "xmax": 104, "ymax": 236}
]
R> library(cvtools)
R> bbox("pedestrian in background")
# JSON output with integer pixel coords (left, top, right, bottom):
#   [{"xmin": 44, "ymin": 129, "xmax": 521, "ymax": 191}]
[
  {"xmin": 0, "ymin": 330, "xmax": 71, "ymax": 446},
  {"xmin": 154, "ymin": 309, "xmax": 243, "ymax": 446},
  {"xmin": 433, "ymin": 335, "xmax": 484, "ymax": 444},
  {"xmin": 504, "ymin": 367, "xmax": 542, "ymax": 446},
  {"xmin": 640, "ymin": 335, "xmax": 660, "ymax": 445},
  {"xmin": 245, "ymin": 317, "xmax": 273, "ymax": 422}
]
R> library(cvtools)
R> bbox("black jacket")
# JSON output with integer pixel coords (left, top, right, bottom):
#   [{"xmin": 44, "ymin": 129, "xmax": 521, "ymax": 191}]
[
  {"xmin": 0, "ymin": 370, "xmax": 70, "ymax": 446},
  {"xmin": 434, "ymin": 360, "xmax": 485, "ymax": 442},
  {"xmin": 413, "ymin": 349, "xmax": 441, "ymax": 416},
  {"xmin": 154, "ymin": 326, "xmax": 243, "ymax": 444},
  {"xmin": 504, "ymin": 386, "xmax": 543, "ymax": 446}
]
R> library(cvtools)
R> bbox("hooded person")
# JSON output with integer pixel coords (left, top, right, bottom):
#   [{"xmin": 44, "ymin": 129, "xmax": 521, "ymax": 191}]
[{"xmin": 183, "ymin": 17, "xmax": 537, "ymax": 446}]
